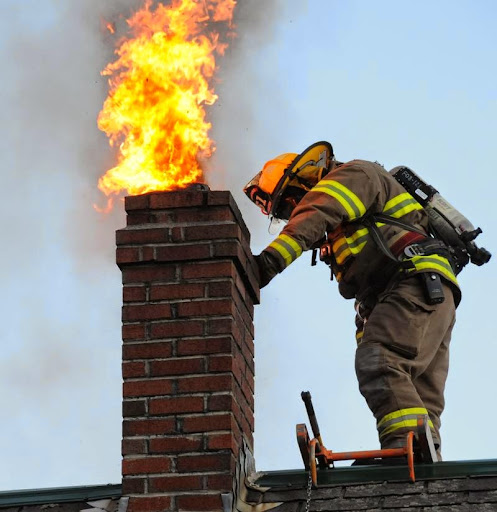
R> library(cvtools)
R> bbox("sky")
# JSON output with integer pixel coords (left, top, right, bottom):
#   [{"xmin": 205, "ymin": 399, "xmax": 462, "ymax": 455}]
[{"xmin": 0, "ymin": 0, "xmax": 496, "ymax": 491}]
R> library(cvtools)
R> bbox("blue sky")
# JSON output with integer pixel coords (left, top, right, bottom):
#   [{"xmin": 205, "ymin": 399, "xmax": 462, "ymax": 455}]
[{"xmin": 0, "ymin": 0, "xmax": 495, "ymax": 490}]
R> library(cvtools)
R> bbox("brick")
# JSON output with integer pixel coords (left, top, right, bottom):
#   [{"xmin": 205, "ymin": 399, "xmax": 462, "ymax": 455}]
[
  {"xmin": 122, "ymin": 456, "xmax": 171, "ymax": 475},
  {"xmin": 149, "ymin": 190, "xmax": 205, "ymax": 209},
  {"xmin": 207, "ymin": 394, "xmax": 233, "ymax": 412},
  {"xmin": 125, "ymin": 194, "xmax": 150, "ymax": 211},
  {"xmin": 176, "ymin": 494, "xmax": 223, "ymax": 511},
  {"xmin": 123, "ymin": 342, "xmax": 173, "ymax": 360},
  {"xmin": 177, "ymin": 337, "xmax": 232, "ymax": 356},
  {"xmin": 155, "ymin": 244, "xmax": 211, "ymax": 262},
  {"xmin": 233, "ymin": 306, "xmax": 254, "ymax": 339},
  {"xmin": 177, "ymin": 374, "xmax": 233, "ymax": 393},
  {"xmin": 128, "ymin": 496, "xmax": 171, "ymax": 512},
  {"xmin": 206, "ymin": 474, "xmax": 233, "ymax": 491},
  {"xmin": 123, "ymin": 361, "xmax": 146, "ymax": 378},
  {"xmin": 233, "ymin": 380, "xmax": 254, "ymax": 414},
  {"xmin": 123, "ymin": 418, "xmax": 175, "ymax": 436},
  {"xmin": 117, "ymin": 227, "xmax": 169, "ymax": 245},
  {"xmin": 181, "ymin": 261, "xmax": 234, "ymax": 279},
  {"xmin": 176, "ymin": 453, "xmax": 234, "ymax": 473},
  {"xmin": 122, "ymin": 265, "xmax": 177, "ymax": 284},
  {"xmin": 142, "ymin": 247, "xmax": 154, "ymax": 261},
  {"xmin": 123, "ymin": 304, "xmax": 172, "ymax": 322},
  {"xmin": 150, "ymin": 320, "xmax": 204, "ymax": 339},
  {"xmin": 238, "ymin": 410, "xmax": 254, "ymax": 442},
  {"xmin": 149, "ymin": 357, "xmax": 204, "ymax": 377},
  {"xmin": 150, "ymin": 283, "xmax": 205, "ymax": 300},
  {"xmin": 122, "ymin": 438, "xmax": 147, "ymax": 455},
  {"xmin": 211, "ymin": 240, "xmax": 244, "ymax": 262},
  {"xmin": 149, "ymin": 435, "xmax": 202, "ymax": 454},
  {"xmin": 122, "ymin": 477, "xmax": 146, "ymax": 494},
  {"xmin": 206, "ymin": 317, "xmax": 241, "ymax": 338},
  {"xmin": 122, "ymin": 324, "xmax": 146, "ymax": 341},
  {"xmin": 116, "ymin": 247, "xmax": 141, "ymax": 264},
  {"xmin": 182, "ymin": 413, "xmax": 233, "ymax": 433},
  {"xmin": 207, "ymin": 190, "xmax": 233, "ymax": 207},
  {"xmin": 207, "ymin": 355, "xmax": 233, "ymax": 373},
  {"xmin": 123, "ymin": 286, "xmax": 147, "ymax": 302},
  {"xmin": 232, "ymin": 285, "xmax": 255, "ymax": 322},
  {"xmin": 206, "ymin": 433, "xmax": 238, "ymax": 452},
  {"xmin": 123, "ymin": 399, "xmax": 147, "ymax": 417},
  {"xmin": 207, "ymin": 281, "xmax": 233, "ymax": 297},
  {"xmin": 126, "ymin": 212, "xmax": 151, "ymax": 226},
  {"xmin": 149, "ymin": 475, "xmax": 203, "ymax": 492},
  {"xmin": 244, "ymin": 372, "xmax": 255, "ymax": 395},
  {"xmin": 123, "ymin": 379, "xmax": 173, "ymax": 397},
  {"xmin": 182, "ymin": 223, "xmax": 241, "ymax": 242},
  {"xmin": 168, "ymin": 206, "xmax": 234, "ymax": 224},
  {"xmin": 177, "ymin": 299, "xmax": 233, "ymax": 318},
  {"xmin": 149, "ymin": 396, "xmax": 204, "ymax": 415}
]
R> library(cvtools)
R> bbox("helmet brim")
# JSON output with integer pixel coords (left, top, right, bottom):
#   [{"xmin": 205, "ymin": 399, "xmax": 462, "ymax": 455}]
[{"xmin": 269, "ymin": 141, "xmax": 333, "ymax": 217}]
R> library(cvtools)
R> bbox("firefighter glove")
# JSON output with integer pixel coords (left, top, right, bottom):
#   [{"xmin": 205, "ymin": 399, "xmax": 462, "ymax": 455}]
[{"xmin": 254, "ymin": 252, "xmax": 280, "ymax": 288}]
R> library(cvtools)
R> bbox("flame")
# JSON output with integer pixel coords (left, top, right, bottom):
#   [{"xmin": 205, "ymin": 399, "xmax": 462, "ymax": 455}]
[{"xmin": 96, "ymin": 0, "xmax": 236, "ymax": 208}]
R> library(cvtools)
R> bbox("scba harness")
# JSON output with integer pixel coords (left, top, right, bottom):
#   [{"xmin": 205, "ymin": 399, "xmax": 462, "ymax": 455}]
[{"xmin": 315, "ymin": 166, "xmax": 491, "ymax": 304}]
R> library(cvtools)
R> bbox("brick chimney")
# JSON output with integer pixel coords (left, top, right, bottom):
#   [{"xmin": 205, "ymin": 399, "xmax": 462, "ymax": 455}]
[{"xmin": 116, "ymin": 187, "xmax": 259, "ymax": 512}]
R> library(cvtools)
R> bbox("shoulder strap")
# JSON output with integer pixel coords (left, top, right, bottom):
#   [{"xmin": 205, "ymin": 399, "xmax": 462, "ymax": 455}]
[
  {"xmin": 362, "ymin": 214, "xmax": 421, "ymax": 270},
  {"xmin": 371, "ymin": 213, "xmax": 428, "ymax": 237}
]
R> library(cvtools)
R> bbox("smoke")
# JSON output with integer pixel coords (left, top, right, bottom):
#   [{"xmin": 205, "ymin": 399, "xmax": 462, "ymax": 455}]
[
  {"xmin": 0, "ymin": 0, "xmax": 145, "ymax": 490},
  {"xmin": 207, "ymin": 0, "xmax": 308, "ymax": 247},
  {"xmin": 0, "ymin": 0, "xmax": 299, "ymax": 489}
]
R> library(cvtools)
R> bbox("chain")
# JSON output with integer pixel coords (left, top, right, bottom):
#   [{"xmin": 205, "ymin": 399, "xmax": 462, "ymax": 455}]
[{"xmin": 305, "ymin": 470, "xmax": 313, "ymax": 512}]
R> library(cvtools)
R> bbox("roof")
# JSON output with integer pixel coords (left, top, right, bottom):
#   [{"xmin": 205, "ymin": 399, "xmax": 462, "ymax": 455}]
[
  {"xmin": 2, "ymin": 459, "xmax": 497, "ymax": 511},
  {"xmin": 0, "ymin": 484, "xmax": 123, "ymax": 511},
  {"xmin": 251, "ymin": 459, "xmax": 497, "ymax": 511}
]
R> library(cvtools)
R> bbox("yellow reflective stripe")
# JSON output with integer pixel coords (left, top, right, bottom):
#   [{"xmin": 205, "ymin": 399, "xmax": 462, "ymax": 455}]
[
  {"xmin": 334, "ymin": 244, "xmax": 352, "ymax": 265},
  {"xmin": 346, "ymin": 228, "xmax": 369, "ymax": 255},
  {"xmin": 312, "ymin": 180, "xmax": 366, "ymax": 220},
  {"xmin": 356, "ymin": 330, "xmax": 364, "ymax": 344},
  {"xmin": 383, "ymin": 193, "xmax": 413, "ymax": 212},
  {"xmin": 333, "ymin": 228, "xmax": 370, "ymax": 265},
  {"xmin": 379, "ymin": 418, "xmax": 435, "ymax": 439},
  {"xmin": 378, "ymin": 407, "xmax": 429, "ymax": 429},
  {"xmin": 268, "ymin": 240, "xmax": 292, "ymax": 267},
  {"xmin": 408, "ymin": 255, "xmax": 458, "ymax": 286},
  {"xmin": 347, "ymin": 227, "xmax": 369, "ymax": 246},
  {"xmin": 280, "ymin": 234, "xmax": 303, "ymax": 257},
  {"xmin": 391, "ymin": 201, "xmax": 423, "ymax": 218},
  {"xmin": 332, "ymin": 237, "xmax": 347, "ymax": 253},
  {"xmin": 383, "ymin": 193, "xmax": 423, "ymax": 218},
  {"xmin": 268, "ymin": 234, "xmax": 303, "ymax": 268}
]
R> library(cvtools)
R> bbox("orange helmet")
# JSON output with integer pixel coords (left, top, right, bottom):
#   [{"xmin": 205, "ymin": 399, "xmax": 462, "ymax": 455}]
[{"xmin": 243, "ymin": 141, "xmax": 333, "ymax": 219}]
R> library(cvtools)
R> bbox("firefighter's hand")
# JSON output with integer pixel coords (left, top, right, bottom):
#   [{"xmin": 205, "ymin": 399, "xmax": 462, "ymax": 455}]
[{"xmin": 253, "ymin": 252, "xmax": 279, "ymax": 288}]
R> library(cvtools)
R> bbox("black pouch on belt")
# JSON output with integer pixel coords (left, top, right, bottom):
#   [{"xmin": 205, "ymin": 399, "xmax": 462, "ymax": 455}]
[{"xmin": 419, "ymin": 272, "xmax": 445, "ymax": 304}]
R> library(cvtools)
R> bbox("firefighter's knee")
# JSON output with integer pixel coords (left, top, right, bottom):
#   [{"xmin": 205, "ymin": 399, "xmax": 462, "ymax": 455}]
[{"xmin": 355, "ymin": 342, "xmax": 389, "ymax": 412}]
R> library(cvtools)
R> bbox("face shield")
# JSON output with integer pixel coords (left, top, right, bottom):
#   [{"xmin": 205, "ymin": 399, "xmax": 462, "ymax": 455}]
[{"xmin": 244, "ymin": 141, "xmax": 334, "ymax": 223}]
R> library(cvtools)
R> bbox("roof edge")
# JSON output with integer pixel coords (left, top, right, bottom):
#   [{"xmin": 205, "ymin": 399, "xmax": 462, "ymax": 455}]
[
  {"xmin": 0, "ymin": 483, "xmax": 122, "ymax": 508},
  {"xmin": 255, "ymin": 459, "xmax": 497, "ymax": 487}
]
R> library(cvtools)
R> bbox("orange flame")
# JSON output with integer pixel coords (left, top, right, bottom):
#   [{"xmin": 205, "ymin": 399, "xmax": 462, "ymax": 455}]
[{"xmin": 97, "ymin": 0, "xmax": 236, "ymax": 208}]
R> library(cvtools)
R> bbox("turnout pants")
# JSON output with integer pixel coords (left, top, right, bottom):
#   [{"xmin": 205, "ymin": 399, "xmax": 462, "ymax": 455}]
[{"xmin": 355, "ymin": 274, "xmax": 456, "ymax": 455}]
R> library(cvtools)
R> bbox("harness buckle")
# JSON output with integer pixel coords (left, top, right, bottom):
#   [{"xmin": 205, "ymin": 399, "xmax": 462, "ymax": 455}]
[{"xmin": 403, "ymin": 244, "xmax": 424, "ymax": 258}]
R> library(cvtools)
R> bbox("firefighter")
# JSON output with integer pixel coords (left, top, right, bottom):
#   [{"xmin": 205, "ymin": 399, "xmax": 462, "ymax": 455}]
[{"xmin": 244, "ymin": 141, "xmax": 460, "ymax": 458}]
